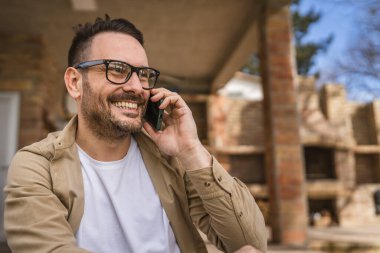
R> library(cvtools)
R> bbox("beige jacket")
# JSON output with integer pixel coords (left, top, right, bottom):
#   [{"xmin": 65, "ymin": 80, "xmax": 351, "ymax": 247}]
[{"xmin": 4, "ymin": 116, "xmax": 266, "ymax": 253}]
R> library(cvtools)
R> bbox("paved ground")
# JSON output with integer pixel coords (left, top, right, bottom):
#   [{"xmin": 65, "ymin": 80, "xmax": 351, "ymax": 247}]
[
  {"xmin": 206, "ymin": 243, "xmax": 326, "ymax": 253},
  {"xmin": 206, "ymin": 226, "xmax": 380, "ymax": 253},
  {"xmin": 308, "ymin": 226, "xmax": 380, "ymax": 247}
]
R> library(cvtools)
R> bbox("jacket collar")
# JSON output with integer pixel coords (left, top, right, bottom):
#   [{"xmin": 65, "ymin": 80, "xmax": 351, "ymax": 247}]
[{"xmin": 55, "ymin": 115, "xmax": 163, "ymax": 161}]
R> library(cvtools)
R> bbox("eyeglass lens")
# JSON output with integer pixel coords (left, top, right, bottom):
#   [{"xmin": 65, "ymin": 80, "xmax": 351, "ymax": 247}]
[{"xmin": 106, "ymin": 61, "xmax": 157, "ymax": 89}]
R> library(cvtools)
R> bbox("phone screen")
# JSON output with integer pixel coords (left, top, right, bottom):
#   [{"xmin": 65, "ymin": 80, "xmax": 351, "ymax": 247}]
[{"xmin": 144, "ymin": 96, "xmax": 164, "ymax": 131}]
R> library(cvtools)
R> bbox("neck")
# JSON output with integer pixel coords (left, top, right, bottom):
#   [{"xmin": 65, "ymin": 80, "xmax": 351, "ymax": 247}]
[{"xmin": 76, "ymin": 118, "xmax": 132, "ymax": 162}]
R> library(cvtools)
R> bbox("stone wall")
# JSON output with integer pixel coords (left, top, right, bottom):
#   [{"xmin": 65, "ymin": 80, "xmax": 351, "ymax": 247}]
[
  {"xmin": 0, "ymin": 33, "xmax": 63, "ymax": 148},
  {"xmin": 350, "ymin": 104, "xmax": 378, "ymax": 145},
  {"xmin": 208, "ymin": 95, "xmax": 264, "ymax": 147},
  {"xmin": 183, "ymin": 95, "xmax": 208, "ymax": 144},
  {"xmin": 340, "ymin": 185, "xmax": 380, "ymax": 226},
  {"xmin": 207, "ymin": 94, "xmax": 266, "ymax": 184},
  {"xmin": 207, "ymin": 75, "xmax": 380, "ymax": 228}
]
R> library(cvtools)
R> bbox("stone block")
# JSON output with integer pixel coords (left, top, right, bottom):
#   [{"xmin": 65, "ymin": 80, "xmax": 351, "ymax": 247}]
[
  {"xmin": 275, "ymin": 131, "xmax": 301, "ymax": 145},
  {"xmin": 0, "ymin": 79, "xmax": 34, "ymax": 91}
]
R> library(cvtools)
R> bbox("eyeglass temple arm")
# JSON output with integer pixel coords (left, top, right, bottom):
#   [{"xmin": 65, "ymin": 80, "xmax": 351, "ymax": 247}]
[{"xmin": 74, "ymin": 60, "xmax": 107, "ymax": 69}]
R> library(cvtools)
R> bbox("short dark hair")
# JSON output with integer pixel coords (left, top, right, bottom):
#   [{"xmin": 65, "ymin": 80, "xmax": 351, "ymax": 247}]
[{"xmin": 68, "ymin": 14, "xmax": 144, "ymax": 67}]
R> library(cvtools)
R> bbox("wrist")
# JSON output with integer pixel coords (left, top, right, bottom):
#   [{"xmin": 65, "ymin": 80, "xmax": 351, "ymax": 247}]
[{"xmin": 176, "ymin": 141, "xmax": 212, "ymax": 171}]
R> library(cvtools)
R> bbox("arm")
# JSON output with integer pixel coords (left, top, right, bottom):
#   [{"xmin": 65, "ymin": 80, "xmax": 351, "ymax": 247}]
[
  {"xmin": 4, "ymin": 149, "xmax": 90, "ymax": 253},
  {"xmin": 143, "ymin": 88, "xmax": 267, "ymax": 253},
  {"xmin": 185, "ymin": 159, "xmax": 267, "ymax": 253}
]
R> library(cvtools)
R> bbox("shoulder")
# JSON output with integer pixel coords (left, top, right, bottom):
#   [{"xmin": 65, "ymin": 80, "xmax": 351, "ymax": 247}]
[
  {"xmin": 18, "ymin": 130, "xmax": 61, "ymax": 161},
  {"xmin": 7, "ymin": 131, "xmax": 62, "ymax": 186}
]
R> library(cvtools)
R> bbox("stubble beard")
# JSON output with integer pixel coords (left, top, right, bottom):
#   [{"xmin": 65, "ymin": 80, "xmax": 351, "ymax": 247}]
[{"xmin": 81, "ymin": 78, "xmax": 146, "ymax": 142}]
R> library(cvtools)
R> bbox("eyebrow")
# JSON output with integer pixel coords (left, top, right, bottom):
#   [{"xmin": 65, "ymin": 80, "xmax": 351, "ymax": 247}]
[{"xmin": 102, "ymin": 58, "xmax": 146, "ymax": 67}]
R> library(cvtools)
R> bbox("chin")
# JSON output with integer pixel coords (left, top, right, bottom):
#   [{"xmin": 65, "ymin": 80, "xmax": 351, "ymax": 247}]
[
  {"xmin": 119, "ymin": 118, "xmax": 143, "ymax": 133},
  {"xmin": 109, "ymin": 109, "xmax": 143, "ymax": 132}
]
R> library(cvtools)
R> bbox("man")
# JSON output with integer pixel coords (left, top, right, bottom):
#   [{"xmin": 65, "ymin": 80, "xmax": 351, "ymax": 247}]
[{"xmin": 4, "ymin": 16, "xmax": 266, "ymax": 253}]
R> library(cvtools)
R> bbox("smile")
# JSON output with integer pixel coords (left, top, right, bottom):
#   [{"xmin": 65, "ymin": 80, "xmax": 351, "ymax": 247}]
[{"xmin": 112, "ymin": 101, "xmax": 138, "ymax": 109}]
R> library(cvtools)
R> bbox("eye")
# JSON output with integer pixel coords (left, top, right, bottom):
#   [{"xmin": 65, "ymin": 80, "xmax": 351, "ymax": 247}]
[
  {"xmin": 108, "ymin": 62, "xmax": 128, "ymax": 75},
  {"xmin": 139, "ymin": 69, "xmax": 148, "ymax": 78},
  {"xmin": 140, "ymin": 69, "xmax": 157, "ymax": 79}
]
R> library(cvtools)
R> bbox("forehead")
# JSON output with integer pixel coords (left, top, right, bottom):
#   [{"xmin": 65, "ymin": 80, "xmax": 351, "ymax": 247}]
[{"xmin": 89, "ymin": 32, "xmax": 148, "ymax": 66}]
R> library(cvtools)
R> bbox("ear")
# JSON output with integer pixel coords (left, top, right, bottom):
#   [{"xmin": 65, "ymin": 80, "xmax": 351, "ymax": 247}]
[{"xmin": 64, "ymin": 67, "xmax": 82, "ymax": 100}]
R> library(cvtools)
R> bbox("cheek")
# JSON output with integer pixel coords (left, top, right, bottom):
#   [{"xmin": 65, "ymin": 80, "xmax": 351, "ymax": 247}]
[
  {"xmin": 101, "ymin": 86, "xmax": 116, "ymax": 101},
  {"xmin": 143, "ymin": 90, "xmax": 150, "ymax": 101}
]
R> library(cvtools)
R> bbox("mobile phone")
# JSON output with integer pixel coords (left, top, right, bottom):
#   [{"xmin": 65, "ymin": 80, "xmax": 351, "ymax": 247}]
[{"xmin": 144, "ymin": 95, "xmax": 164, "ymax": 131}]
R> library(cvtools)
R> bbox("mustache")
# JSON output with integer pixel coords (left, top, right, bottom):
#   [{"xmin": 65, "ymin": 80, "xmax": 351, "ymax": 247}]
[{"xmin": 108, "ymin": 92, "xmax": 145, "ymax": 105}]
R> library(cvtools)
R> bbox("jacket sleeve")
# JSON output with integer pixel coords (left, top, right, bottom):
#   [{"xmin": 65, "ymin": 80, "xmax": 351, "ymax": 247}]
[
  {"xmin": 4, "ymin": 149, "xmax": 90, "ymax": 253},
  {"xmin": 185, "ymin": 157, "xmax": 267, "ymax": 253}
]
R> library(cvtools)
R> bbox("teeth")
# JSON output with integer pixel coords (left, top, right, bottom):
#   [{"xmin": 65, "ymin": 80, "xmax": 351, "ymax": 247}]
[{"xmin": 113, "ymin": 101, "xmax": 138, "ymax": 109}]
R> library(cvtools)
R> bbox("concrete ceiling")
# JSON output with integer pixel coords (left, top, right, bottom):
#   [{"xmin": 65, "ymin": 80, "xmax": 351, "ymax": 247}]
[{"xmin": 0, "ymin": 0, "xmax": 288, "ymax": 93}]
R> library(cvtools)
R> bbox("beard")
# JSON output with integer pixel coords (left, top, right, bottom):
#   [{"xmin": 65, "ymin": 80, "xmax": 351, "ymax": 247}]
[{"xmin": 80, "ymin": 78, "xmax": 146, "ymax": 142}]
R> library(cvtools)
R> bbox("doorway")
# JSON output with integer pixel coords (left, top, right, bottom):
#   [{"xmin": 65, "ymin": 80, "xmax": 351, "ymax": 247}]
[{"xmin": 0, "ymin": 92, "xmax": 20, "ymax": 242}]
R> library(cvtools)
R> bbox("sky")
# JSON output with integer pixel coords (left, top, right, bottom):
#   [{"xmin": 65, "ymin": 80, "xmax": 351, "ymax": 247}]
[
  {"xmin": 298, "ymin": 0, "xmax": 380, "ymax": 102},
  {"xmin": 299, "ymin": 1, "xmax": 356, "ymax": 71}
]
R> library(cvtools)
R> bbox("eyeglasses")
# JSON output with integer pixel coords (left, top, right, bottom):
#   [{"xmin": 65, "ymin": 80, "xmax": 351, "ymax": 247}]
[{"xmin": 74, "ymin": 59, "xmax": 160, "ymax": 90}]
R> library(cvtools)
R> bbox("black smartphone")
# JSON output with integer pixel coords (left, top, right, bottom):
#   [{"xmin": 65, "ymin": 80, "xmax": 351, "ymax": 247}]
[{"xmin": 144, "ymin": 95, "xmax": 164, "ymax": 131}]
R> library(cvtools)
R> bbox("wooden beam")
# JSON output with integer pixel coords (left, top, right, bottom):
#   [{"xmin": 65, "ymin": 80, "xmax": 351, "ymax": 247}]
[{"xmin": 70, "ymin": 0, "xmax": 97, "ymax": 11}]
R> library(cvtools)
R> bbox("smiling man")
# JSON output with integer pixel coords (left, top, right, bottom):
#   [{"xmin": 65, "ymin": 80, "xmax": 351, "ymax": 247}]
[{"xmin": 4, "ymin": 16, "xmax": 266, "ymax": 253}]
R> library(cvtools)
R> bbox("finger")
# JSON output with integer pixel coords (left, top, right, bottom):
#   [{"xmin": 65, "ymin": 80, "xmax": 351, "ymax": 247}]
[
  {"xmin": 159, "ymin": 95, "xmax": 180, "ymax": 110},
  {"xmin": 149, "ymin": 88, "xmax": 188, "ymax": 112},
  {"xmin": 149, "ymin": 92, "xmax": 164, "ymax": 102},
  {"xmin": 162, "ymin": 111, "xmax": 173, "ymax": 125},
  {"xmin": 150, "ymin": 87, "xmax": 172, "ymax": 95},
  {"xmin": 149, "ymin": 88, "xmax": 173, "ymax": 102},
  {"xmin": 143, "ymin": 121, "xmax": 160, "ymax": 139}
]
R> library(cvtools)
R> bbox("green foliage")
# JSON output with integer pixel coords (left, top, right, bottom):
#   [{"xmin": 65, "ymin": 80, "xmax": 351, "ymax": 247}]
[
  {"xmin": 291, "ymin": 0, "xmax": 333, "ymax": 75},
  {"xmin": 296, "ymin": 36, "xmax": 333, "ymax": 75},
  {"xmin": 241, "ymin": 54, "xmax": 260, "ymax": 76},
  {"xmin": 293, "ymin": 8, "xmax": 320, "ymax": 43},
  {"xmin": 241, "ymin": 0, "xmax": 333, "ymax": 76},
  {"xmin": 241, "ymin": 0, "xmax": 332, "ymax": 77}
]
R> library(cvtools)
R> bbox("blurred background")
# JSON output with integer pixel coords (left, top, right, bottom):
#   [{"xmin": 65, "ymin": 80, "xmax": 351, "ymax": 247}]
[{"xmin": 0, "ymin": 0, "xmax": 380, "ymax": 252}]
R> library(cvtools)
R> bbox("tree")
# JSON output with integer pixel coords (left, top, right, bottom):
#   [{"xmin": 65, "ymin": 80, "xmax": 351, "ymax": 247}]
[
  {"xmin": 333, "ymin": 0, "xmax": 380, "ymax": 101},
  {"xmin": 292, "ymin": 0, "xmax": 333, "ymax": 75},
  {"xmin": 241, "ymin": 0, "xmax": 332, "ymax": 76},
  {"xmin": 241, "ymin": 54, "xmax": 260, "ymax": 76}
]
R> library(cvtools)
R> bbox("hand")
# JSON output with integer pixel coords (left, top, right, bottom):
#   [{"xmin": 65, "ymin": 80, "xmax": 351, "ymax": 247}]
[
  {"xmin": 234, "ymin": 245, "xmax": 262, "ymax": 253},
  {"xmin": 143, "ymin": 88, "xmax": 211, "ymax": 170}
]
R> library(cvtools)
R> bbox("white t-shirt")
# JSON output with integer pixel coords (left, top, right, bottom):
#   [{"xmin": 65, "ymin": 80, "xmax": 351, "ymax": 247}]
[{"xmin": 75, "ymin": 138, "xmax": 180, "ymax": 253}]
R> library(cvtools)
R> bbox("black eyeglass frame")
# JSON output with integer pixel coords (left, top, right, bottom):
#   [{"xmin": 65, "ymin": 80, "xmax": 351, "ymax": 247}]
[{"xmin": 74, "ymin": 59, "xmax": 160, "ymax": 90}]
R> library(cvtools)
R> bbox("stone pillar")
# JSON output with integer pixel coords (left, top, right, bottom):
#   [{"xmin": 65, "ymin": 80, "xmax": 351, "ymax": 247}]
[
  {"xmin": 371, "ymin": 101, "xmax": 380, "ymax": 145},
  {"xmin": 370, "ymin": 101, "xmax": 380, "ymax": 181},
  {"xmin": 320, "ymin": 84, "xmax": 356, "ymax": 189},
  {"xmin": 258, "ymin": 2, "xmax": 308, "ymax": 245}
]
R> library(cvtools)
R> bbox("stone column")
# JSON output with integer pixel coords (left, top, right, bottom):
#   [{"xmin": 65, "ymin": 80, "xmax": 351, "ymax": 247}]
[
  {"xmin": 320, "ymin": 84, "xmax": 356, "ymax": 189},
  {"xmin": 371, "ymin": 101, "xmax": 380, "ymax": 145},
  {"xmin": 258, "ymin": 1, "xmax": 308, "ymax": 245},
  {"xmin": 370, "ymin": 101, "xmax": 380, "ymax": 181}
]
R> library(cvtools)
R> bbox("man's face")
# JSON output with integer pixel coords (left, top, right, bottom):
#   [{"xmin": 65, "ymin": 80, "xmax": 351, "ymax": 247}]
[{"xmin": 78, "ymin": 32, "xmax": 150, "ymax": 141}]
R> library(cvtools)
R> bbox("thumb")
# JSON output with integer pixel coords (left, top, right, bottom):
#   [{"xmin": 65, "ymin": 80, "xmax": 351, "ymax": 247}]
[{"xmin": 143, "ymin": 121, "xmax": 160, "ymax": 141}]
